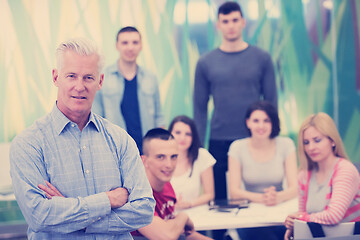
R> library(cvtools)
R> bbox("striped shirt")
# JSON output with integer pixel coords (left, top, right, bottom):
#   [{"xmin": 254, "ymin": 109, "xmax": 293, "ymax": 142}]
[
  {"xmin": 10, "ymin": 104, "xmax": 155, "ymax": 239},
  {"xmin": 298, "ymin": 158, "xmax": 360, "ymax": 225}
]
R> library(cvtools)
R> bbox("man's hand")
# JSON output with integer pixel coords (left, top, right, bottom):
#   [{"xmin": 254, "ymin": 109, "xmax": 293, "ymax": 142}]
[
  {"xmin": 38, "ymin": 181, "xmax": 64, "ymax": 199},
  {"xmin": 184, "ymin": 217, "xmax": 195, "ymax": 236},
  {"xmin": 175, "ymin": 195, "xmax": 192, "ymax": 210},
  {"xmin": 106, "ymin": 187, "xmax": 129, "ymax": 208}
]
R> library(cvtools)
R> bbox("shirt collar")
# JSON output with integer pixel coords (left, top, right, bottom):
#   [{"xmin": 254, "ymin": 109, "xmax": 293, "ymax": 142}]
[
  {"xmin": 50, "ymin": 103, "xmax": 100, "ymax": 135},
  {"xmin": 109, "ymin": 61, "xmax": 143, "ymax": 78},
  {"xmin": 88, "ymin": 112, "xmax": 101, "ymax": 132},
  {"xmin": 108, "ymin": 62, "xmax": 119, "ymax": 75}
]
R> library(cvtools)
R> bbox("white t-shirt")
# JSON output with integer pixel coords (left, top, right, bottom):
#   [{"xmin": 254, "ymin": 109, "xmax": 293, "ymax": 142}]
[{"xmin": 171, "ymin": 148, "xmax": 216, "ymax": 202}]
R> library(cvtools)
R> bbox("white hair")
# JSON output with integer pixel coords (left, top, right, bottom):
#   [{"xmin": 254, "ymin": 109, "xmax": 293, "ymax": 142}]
[{"xmin": 55, "ymin": 38, "xmax": 105, "ymax": 72}]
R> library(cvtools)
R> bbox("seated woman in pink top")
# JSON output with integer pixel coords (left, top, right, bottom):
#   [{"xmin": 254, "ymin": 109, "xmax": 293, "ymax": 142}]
[{"xmin": 284, "ymin": 112, "xmax": 360, "ymax": 240}]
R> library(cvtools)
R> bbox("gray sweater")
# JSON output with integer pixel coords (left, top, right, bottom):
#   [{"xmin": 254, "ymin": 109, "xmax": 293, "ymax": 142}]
[{"xmin": 193, "ymin": 46, "xmax": 277, "ymax": 143}]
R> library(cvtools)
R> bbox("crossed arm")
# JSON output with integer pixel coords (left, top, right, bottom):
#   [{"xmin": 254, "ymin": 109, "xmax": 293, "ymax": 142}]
[
  {"xmin": 38, "ymin": 181, "xmax": 129, "ymax": 209},
  {"xmin": 10, "ymin": 134, "xmax": 155, "ymax": 234},
  {"xmin": 12, "ymin": 165, "xmax": 153, "ymax": 234}
]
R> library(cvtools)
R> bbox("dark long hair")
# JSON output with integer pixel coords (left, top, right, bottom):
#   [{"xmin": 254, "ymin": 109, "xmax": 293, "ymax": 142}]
[{"xmin": 168, "ymin": 115, "xmax": 202, "ymax": 171}]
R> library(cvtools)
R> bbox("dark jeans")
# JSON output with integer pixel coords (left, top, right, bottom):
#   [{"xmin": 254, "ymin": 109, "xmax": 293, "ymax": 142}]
[
  {"xmin": 209, "ymin": 139, "xmax": 235, "ymax": 200},
  {"xmin": 209, "ymin": 139, "xmax": 235, "ymax": 240},
  {"xmin": 237, "ymin": 226, "xmax": 287, "ymax": 240}
]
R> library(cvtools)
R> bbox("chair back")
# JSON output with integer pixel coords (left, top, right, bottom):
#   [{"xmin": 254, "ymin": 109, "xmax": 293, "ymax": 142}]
[{"xmin": 294, "ymin": 219, "xmax": 360, "ymax": 240}]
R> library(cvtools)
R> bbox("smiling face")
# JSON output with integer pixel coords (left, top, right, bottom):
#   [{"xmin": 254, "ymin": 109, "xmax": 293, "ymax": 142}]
[
  {"xmin": 303, "ymin": 126, "xmax": 335, "ymax": 164},
  {"xmin": 217, "ymin": 11, "xmax": 246, "ymax": 42},
  {"xmin": 116, "ymin": 31, "xmax": 142, "ymax": 64},
  {"xmin": 142, "ymin": 139, "xmax": 179, "ymax": 190},
  {"xmin": 246, "ymin": 110, "xmax": 272, "ymax": 139},
  {"xmin": 53, "ymin": 50, "xmax": 103, "ymax": 123},
  {"xmin": 171, "ymin": 121, "xmax": 193, "ymax": 152}
]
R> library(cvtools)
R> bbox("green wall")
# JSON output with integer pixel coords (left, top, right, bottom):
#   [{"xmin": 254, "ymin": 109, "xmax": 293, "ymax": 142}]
[{"xmin": 0, "ymin": 0, "xmax": 359, "ymax": 161}]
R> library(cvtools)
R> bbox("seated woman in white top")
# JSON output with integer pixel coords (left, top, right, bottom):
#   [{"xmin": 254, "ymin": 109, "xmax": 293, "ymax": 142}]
[
  {"xmin": 228, "ymin": 101, "xmax": 298, "ymax": 206},
  {"xmin": 169, "ymin": 115, "xmax": 216, "ymax": 210}
]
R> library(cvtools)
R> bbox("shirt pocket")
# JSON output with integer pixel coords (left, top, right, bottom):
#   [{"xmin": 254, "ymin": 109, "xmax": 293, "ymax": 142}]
[{"xmin": 141, "ymin": 92, "xmax": 155, "ymax": 116}]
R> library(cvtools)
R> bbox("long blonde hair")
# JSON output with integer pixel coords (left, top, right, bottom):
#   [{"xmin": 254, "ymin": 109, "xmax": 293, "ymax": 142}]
[{"xmin": 297, "ymin": 112, "xmax": 349, "ymax": 171}]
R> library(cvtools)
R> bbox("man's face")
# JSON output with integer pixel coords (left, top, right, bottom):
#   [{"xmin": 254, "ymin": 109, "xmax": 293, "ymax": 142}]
[
  {"xmin": 143, "ymin": 139, "xmax": 178, "ymax": 187},
  {"xmin": 217, "ymin": 11, "xmax": 246, "ymax": 42},
  {"xmin": 116, "ymin": 31, "xmax": 142, "ymax": 64},
  {"xmin": 52, "ymin": 50, "xmax": 103, "ymax": 120}
]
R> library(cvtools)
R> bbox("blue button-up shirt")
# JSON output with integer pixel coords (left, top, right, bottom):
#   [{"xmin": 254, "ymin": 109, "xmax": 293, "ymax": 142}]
[
  {"xmin": 10, "ymin": 104, "xmax": 155, "ymax": 239},
  {"xmin": 92, "ymin": 63, "xmax": 165, "ymax": 137}
]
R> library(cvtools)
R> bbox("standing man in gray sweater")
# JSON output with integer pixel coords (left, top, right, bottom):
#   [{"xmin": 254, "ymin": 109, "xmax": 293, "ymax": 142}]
[{"xmin": 193, "ymin": 1, "xmax": 277, "ymax": 201}]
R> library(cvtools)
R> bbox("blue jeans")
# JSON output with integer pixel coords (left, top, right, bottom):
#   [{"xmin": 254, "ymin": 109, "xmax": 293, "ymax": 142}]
[
  {"xmin": 237, "ymin": 226, "xmax": 286, "ymax": 240},
  {"xmin": 209, "ymin": 139, "xmax": 235, "ymax": 200},
  {"xmin": 209, "ymin": 139, "xmax": 235, "ymax": 240}
]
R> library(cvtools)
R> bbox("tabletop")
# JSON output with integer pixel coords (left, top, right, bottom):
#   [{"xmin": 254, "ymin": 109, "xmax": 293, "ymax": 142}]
[{"xmin": 184, "ymin": 198, "xmax": 298, "ymax": 231}]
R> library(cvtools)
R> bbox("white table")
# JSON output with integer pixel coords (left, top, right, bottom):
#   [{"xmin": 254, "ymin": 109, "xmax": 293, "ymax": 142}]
[{"xmin": 184, "ymin": 198, "xmax": 298, "ymax": 231}]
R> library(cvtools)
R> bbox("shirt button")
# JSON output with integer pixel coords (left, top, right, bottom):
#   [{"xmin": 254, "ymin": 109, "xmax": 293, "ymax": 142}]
[
  {"xmin": 82, "ymin": 145, "xmax": 86, "ymax": 150},
  {"xmin": 86, "ymin": 170, "xmax": 90, "ymax": 174},
  {"xmin": 71, "ymin": 124, "xmax": 75, "ymax": 127},
  {"xmin": 98, "ymin": 217, "xmax": 101, "ymax": 220}
]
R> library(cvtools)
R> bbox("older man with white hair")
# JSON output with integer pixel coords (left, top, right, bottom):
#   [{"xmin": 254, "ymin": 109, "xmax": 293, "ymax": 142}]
[{"xmin": 10, "ymin": 38, "xmax": 155, "ymax": 239}]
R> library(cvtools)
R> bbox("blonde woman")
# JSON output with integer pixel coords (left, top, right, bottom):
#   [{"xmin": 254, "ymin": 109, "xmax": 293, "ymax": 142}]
[{"xmin": 284, "ymin": 112, "xmax": 360, "ymax": 239}]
